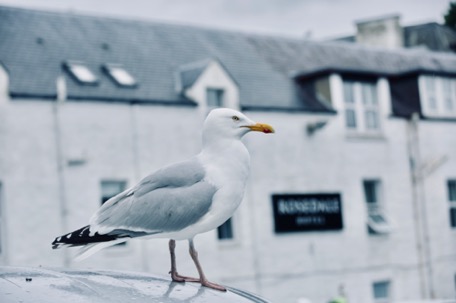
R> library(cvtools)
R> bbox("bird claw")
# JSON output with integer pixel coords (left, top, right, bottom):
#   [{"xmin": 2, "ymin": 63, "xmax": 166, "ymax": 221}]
[
  {"xmin": 169, "ymin": 271, "xmax": 200, "ymax": 283},
  {"xmin": 169, "ymin": 271, "xmax": 226, "ymax": 291},
  {"xmin": 201, "ymin": 279, "xmax": 227, "ymax": 292}
]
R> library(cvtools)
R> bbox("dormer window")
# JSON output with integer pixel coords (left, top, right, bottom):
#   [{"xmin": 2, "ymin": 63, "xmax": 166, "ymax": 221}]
[
  {"xmin": 442, "ymin": 78, "xmax": 455, "ymax": 112},
  {"xmin": 63, "ymin": 61, "xmax": 98, "ymax": 85},
  {"xmin": 424, "ymin": 76, "xmax": 437, "ymax": 110},
  {"xmin": 102, "ymin": 64, "xmax": 137, "ymax": 87},
  {"xmin": 420, "ymin": 75, "xmax": 456, "ymax": 118},
  {"xmin": 177, "ymin": 59, "xmax": 239, "ymax": 110},
  {"xmin": 206, "ymin": 88, "xmax": 224, "ymax": 108},
  {"xmin": 343, "ymin": 79, "xmax": 381, "ymax": 133}
]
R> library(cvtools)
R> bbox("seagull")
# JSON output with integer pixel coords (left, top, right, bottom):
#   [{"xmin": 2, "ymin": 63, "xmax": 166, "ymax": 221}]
[{"xmin": 52, "ymin": 108, "xmax": 274, "ymax": 291}]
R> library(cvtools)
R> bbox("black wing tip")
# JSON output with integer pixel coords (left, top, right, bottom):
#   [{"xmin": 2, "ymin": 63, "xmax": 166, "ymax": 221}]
[
  {"xmin": 51, "ymin": 225, "xmax": 91, "ymax": 248},
  {"xmin": 51, "ymin": 225, "xmax": 126, "ymax": 248}
]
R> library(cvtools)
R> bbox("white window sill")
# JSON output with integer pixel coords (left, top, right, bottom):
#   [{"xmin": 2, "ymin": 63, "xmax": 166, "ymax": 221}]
[
  {"xmin": 423, "ymin": 113, "xmax": 456, "ymax": 120},
  {"xmin": 345, "ymin": 131, "xmax": 386, "ymax": 141},
  {"xmin": 217, "ymin": 237, "xmax": 241, "ymax": 249}
]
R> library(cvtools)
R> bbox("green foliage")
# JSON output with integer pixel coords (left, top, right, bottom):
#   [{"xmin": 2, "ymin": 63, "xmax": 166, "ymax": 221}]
[{"xmin": 444, "ymin": 2, "xmax": 456, "ymax": 29}]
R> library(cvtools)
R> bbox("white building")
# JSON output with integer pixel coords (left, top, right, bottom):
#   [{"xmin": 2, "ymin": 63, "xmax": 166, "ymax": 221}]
[{"xmin": 0, "ymin": 6, "xmax": 456, "ymax": 303}]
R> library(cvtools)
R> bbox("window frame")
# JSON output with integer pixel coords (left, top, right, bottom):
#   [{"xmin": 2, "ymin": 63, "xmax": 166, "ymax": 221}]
[
  {"xmin": 100, "ymin": 180, "xmax": 128, "ymax": 247},
  {"xmin": 63, "ymin": 61, "xmax": 99, "ymax": 85},
  {"xmin": 419, "ymin": 75, "xmax": 456, "ymax": 118},
  {"xmin": 372, "ymin": 280, "xmax": 392, "ymax": 303},
  {"xmin": 217, "ymin": 215, "xmax": 241, "ymax": 247},
  {"xmin": 342, "ymin": 79, "xmax": 382, "ymax": 134},
  {"xmin": 448, "ymin": 179, "xmax": 456, "ymax": 229},
  {"xmin": 363, "ymin": 179, "xmax": 391, "ymax": 235},
  {"xmin": 206, "ymin": 87, "xmax": 225, "ymax": 109},
  {"xmin": 217, "ymin": 217, "xmax": 234, "ymax": 241},
  {"xmin": 100, "ymin": 180, "xmax": 127, "ymax": 205},
  {"xmin": 102, "ymin": 64, "xmax": 138, "ymax": 88}
]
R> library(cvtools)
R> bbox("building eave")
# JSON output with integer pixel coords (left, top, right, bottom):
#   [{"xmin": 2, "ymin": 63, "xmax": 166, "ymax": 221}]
[{"xmin": 241, "ymin": 105, "xmax": 337, "ymax": 114}]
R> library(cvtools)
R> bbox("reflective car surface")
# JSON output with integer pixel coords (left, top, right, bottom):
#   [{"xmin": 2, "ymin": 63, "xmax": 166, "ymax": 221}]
[{"xmin": 0, "ymin": 267, "xmax": 271, "ymax": 303}]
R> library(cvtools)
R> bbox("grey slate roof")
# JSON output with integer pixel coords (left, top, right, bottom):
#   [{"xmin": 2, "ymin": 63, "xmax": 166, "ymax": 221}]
[
  {"xmin": 178, "ymin": 59, "xmax": 212, "ymax": 90},
  {"xmin": 249, "ymin": 36, "xmax": 456, "ymax": 78},
  {"xmin": 1, "ymin": 6, "xmax": 456, "ymax": 112}
]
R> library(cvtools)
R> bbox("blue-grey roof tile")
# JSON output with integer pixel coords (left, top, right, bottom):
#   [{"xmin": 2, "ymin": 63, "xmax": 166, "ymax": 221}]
[
  {"xmin": 1, "ymin": 6, "xmax": 456, "ymax": 113},
  {"xmin": 178, "ymin": 59, "xmax": 212, "ymax": 90}
]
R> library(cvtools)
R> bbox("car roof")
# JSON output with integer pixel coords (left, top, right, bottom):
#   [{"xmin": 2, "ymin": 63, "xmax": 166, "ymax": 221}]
[{"xmin": 0, "ymin": 266, "xmax": 271, "ymax": 303}]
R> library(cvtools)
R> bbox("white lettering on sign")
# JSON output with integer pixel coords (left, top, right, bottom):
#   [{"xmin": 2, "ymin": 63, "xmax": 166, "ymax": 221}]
[
  {"xmin": 295, "ymin": 216, "xmax": 326, "ymax": 226},
  {"xmin": 277, "ymin": 198, "xmax": 340, "ymax": 215}
]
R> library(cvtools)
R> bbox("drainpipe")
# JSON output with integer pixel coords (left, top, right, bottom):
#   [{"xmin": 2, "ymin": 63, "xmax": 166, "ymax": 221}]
[
  {"xmin": 244, "ymin": 154, "xmax": 262, "ymax": 295},
  {"xmin": 407, "ymin": 112, "xmax": 435, "ymax": 299},
  {"xmin": 0, "ymin": 65, "xmax": 9, "ymax": 265},
  {"xmin": 129, "ymin": 103, "xmax": 150, "ymax": 272},
  {"xmin": 54, "ymin": 75, "xmax": 70, "ymax": 267}
]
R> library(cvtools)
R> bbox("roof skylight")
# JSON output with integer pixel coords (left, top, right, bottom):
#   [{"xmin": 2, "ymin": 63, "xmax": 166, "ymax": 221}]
[
  {"xmin": 64, "ymin": 61, "xmax": 98, "ymax": 85},
  {"xmin": 103, "ymin": 64, "xmax": 137, "ymax": 87}
]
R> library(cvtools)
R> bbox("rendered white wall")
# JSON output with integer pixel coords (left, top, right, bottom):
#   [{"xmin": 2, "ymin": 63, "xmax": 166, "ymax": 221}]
[{"xmin": 0, "ymin": 87, "xmax": 455, "ymax": 303}]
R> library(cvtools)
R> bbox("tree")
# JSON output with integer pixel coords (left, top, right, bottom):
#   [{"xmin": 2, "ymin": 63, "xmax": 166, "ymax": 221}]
[{"xmin": 444, "ymin": 1, "xmax": 456, "ymax": 29}]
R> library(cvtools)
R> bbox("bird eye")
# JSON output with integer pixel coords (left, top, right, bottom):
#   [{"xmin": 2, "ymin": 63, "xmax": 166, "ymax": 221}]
[{"xmin": 232, "ymin": 116, "xmax": 240, "ymax": 121}]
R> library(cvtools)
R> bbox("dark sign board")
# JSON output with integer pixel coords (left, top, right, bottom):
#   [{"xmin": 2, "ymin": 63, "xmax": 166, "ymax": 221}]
[{"xmin": 272, "ymin": 193, "xmax": 343, "ymax": 233}]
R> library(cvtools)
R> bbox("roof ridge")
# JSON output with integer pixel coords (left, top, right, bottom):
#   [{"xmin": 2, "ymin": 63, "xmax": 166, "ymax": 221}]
[{"xmin": 318, "ymin": 38, "xmax": 456, "ymax": 60}]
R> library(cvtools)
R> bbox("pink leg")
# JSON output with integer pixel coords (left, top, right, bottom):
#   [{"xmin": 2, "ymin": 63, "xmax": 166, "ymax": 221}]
[
  {"xmin": 168, "ymin": 239, "xmax": 199, "ymax": 282},
  {"xmin": 188, "ymin": 239, "xmax": 226, "ymax": 292}
]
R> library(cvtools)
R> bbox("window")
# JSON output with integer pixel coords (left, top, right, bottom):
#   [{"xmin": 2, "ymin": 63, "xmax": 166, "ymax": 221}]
[
  {"xmin": 372, "ymin": 280, "xmax": 391, "ymax": 302},
  {"xmin": 448, "ymin": 180, "xmax": 456, "ymax": 228},
  {"xmin": 363, "ymin": 179, "xmax": 391, "ymax": 234},
  {"xmin": 343, "ymin": 80, "xmax": 380, "ymax": 133},
  {"xmin": 442, "ymin": 78, "xmax": 454, "ymax": 112},
  {"xmin": 362, "ymin": 84, "xmax": 380, "ymax": 129},
  {"xmin": 424, "ymin": 76, "xmax": 437, "ymax": 110},
  {"xmin": 100, "ymin": 181, "xmax": 127, "ymax": 246},
  {"xmin": 343, "ymin": 82, "xmax": 357, "ymax": 128},
  {"xmin": 206, "ymin": 88, "xmax": 224, "ymax": 108},
  {"xmin": 217, "ymin": 218, "xmax": 234, "ymax": 240},
  {"xmin": 420, "ymin": 75, "xmax": 456, "ymax": 118},
  {"xmin": 101, "ymin": 181, "xmax": 127, "ymax": 205},
  {"xmin": 63, "ymin": 61, "xmax": 98, "ymax": 85},
  {"xmin": 102, "ymin": 64, "xmax": 137, "ymax": 87}
]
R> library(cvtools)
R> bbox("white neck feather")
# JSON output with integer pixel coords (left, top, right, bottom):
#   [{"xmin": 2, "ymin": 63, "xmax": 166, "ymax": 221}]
[{"xmin": 198, "ymin": 138, "xmax": 250, "ymax": 188}]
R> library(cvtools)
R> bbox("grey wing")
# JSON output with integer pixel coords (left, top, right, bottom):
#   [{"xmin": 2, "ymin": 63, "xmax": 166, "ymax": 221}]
[{"xmin": 90, "ymin": 157, "xmax": 217, "ymax": 235}]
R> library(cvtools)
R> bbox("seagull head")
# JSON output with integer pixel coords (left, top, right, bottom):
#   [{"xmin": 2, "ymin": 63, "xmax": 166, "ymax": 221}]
[{"xmin": 203, "ymin": 108, "xmax": 275, "ymax": 142}]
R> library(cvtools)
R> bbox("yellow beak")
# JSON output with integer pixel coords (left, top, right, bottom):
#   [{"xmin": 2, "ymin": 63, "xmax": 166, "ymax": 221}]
[{"xmin": 245, "ymin": 123, "xmax": 275, "ymax": 134}]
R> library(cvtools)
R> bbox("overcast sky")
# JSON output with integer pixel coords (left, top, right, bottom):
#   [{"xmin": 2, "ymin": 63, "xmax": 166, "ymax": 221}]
[{"xmin": 0, "ymin": 0, "xmax": 452, "ymax": 39}]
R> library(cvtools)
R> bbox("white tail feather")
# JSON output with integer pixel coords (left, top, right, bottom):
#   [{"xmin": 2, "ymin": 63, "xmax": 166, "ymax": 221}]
[{"xmin": 74, "ymin": 239, "xmax": 128, "ymax": 261}]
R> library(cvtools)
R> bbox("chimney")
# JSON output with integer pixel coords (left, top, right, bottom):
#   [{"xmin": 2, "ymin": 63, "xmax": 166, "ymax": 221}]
[{"xmin": 355, "ymin": 14, "xmax": 403, "ymax": 49}]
